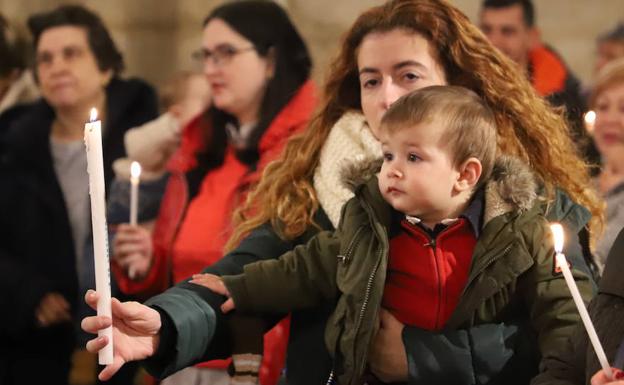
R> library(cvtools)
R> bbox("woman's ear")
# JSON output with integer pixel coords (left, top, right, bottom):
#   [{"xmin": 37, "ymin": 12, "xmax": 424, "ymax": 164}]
[
  {"xmin": 455, "ymin": 157, "xmax": 482, "ymax": 192},
  {"xmin": 102, "ymin": 68, "xmax": 114, "ymax": 88},
  {"xmin": 265, "ymin": 46, "xmax": 276, "ymax": 79}
]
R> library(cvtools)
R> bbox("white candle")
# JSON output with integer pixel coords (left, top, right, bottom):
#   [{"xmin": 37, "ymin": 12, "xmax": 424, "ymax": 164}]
[
  {"xmin": 550, "ymin": 223, "xmax": 612, "ymax": 379},
  {"xmin": 84, "ymin": 107, "xmax": 114, "ymax": 365},
  {"xmin": 128, "ymin": 161, "xmax": 141, "ymax": 279},
  {"xmin": 129, "ymin": 161, "xmax": 141, "ymax": 226},
  {"xmin": 584, "ymin": 110, "xmax": 596, "ymax": 135}
]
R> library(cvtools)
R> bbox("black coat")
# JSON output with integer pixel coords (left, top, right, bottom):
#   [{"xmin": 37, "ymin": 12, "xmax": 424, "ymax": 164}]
[{"xmin": 0, "ymin": 77, "xmax": 157, "ymax": 385}]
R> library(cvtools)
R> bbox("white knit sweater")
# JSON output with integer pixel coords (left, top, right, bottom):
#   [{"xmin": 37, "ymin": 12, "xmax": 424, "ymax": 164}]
[{"xmin": 313, "ymin": 111, "xmax": 381, "ymax": 228}]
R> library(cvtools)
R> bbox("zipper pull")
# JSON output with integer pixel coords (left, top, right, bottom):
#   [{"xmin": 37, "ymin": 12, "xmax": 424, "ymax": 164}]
[
  {"xmin": 337, "ymin": 254, "xmax": 349, "ymax": 265},
  {"xmin": 424, "ymin": 238, "xmax": 436, "ymax": 248}
]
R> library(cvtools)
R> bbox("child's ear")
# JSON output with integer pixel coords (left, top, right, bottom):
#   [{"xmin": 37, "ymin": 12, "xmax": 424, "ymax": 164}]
[{"xmin": 455, "ymin": 157, "xmax": 482, "ymax": 192}]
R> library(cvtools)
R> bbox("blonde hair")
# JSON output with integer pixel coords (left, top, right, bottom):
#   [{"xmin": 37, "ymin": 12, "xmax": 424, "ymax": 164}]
[
  {"xmin": 589, "ymin": 57, "xmax": 624, "ymax": 109},
  {"xmin": 226, "ymin": 0, "xmax": 603, "ymax": 250},
  {"xmin": 381, "ymin": 85, "xmax": 497, "ymax": 185},
  {"xmin": 158, "ymin": 70, "xmax": 200, "ymax": 111}
]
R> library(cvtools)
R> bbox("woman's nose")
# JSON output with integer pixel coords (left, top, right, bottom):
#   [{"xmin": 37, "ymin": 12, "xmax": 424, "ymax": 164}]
[{"xmin": 380, "ymin": 81, "xmax": 402, "ymax": 111}]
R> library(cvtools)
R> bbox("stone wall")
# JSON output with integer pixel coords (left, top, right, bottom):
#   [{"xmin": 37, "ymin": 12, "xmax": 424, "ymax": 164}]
[{"xmin": 1, "ymin": 0, "xmax": 621, "ymax": 89}]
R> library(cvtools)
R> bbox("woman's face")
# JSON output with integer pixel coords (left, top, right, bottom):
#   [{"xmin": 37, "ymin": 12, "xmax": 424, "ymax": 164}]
[
  {"xmin": 593, "ymin": 82, "xmax": 624, "ymax": 161},
  {"xmin": 201, "ymin": 18, "xmax": 273, "ymax": 124},
  {"xmin": 36, "ymin": 25, "xmax": 111, "ymax": 111},
  {"xmin": 357, "ymin": 29, "xmax": 447, "ymax": 137}
]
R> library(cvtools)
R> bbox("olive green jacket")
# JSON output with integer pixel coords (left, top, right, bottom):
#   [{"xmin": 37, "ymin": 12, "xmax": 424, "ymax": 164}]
[{"xmin": 223, "ymin": 157, "xmax": 594, "ymax": 385}]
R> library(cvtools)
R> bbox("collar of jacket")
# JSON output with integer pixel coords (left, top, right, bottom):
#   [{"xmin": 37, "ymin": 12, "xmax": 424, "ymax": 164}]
[
  {"xmin": 404, "ymin": 186, "xmax": 485, "ymax": 238},
  {"xmin": 529, "ymin": 43, "xmax": 568, "ymax": 96},
  {"xmin": 167, "ymin": 80, "xmax": 316, "ymax": 174}
]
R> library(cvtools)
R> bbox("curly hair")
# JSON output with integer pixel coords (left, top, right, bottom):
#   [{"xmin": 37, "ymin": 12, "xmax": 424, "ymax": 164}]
[{"xmin": 226, "ymin": 0, "xmax": 603, "ymax": 250}]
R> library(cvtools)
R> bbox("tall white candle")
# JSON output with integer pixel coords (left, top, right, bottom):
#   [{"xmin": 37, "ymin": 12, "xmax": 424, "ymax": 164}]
[
  {"xmin": 550, "ymin": 224, "xmax": 612, "ymax": 379},
  {"xmin": 84, "ymin": 107, "xmax": 114, "ymax": 365}
]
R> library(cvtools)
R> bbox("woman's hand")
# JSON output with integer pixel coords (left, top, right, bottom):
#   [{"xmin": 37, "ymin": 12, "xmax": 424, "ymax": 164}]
[
  {"xmin": 591, "ymin": 368, "xmax": 624, "ymax": 385},
  {"xmin": 112, "ymin": 224, "xmax": 153, "ymax": 280},
  {"xmin": 81, "ymin": 290, "xmax": 162, "ymax": 381},
  {"xmin": 189, "ymin": 273, "xmax": 236, "ymax": 313},
  {"xmin": 368, "ymin": 308, "xmax": 408, "ymax": 383}
]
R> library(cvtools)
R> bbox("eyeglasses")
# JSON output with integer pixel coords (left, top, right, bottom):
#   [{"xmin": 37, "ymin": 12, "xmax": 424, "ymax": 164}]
[{"xmin": 192, "ymin": 44, "xmax": 256, "ymax": 66}]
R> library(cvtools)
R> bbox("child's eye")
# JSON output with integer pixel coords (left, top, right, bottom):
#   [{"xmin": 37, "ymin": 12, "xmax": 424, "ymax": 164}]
[
  {"xmin": 383, "ymin": 152, "xmax": 393, "ymax": 161},
  {"xmin": 407, "ymin": 153, "xmax": 420, "ymax": 162}
]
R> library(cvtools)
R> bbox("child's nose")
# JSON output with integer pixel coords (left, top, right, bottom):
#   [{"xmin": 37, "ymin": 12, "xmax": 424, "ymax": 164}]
[{"xmin": 388, "ymin": 168, "xmax": 403, "ymax": 178}]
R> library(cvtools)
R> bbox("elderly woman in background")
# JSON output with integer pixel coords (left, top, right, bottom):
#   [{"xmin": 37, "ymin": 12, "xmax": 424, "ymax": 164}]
[
  {"xmin": 590, "ymin": 58, "xmax": 624, "ymax": 268},
  {"xmin": 0, "ymin": 5, "xmax": 157, "ymax": 385}
]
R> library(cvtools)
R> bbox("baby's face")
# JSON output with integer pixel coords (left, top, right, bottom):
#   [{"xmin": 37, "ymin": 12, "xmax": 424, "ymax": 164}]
[{"xmin": 378, "ymin": 121, "xmax": 460, "ymax": 226}]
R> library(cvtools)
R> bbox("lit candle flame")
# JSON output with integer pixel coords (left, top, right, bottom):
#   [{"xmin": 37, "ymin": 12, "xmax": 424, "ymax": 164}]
[
  {"xmin": 584, "ymin": 110, "xmax": 596, "ymax": 135},
  {"xmin": 550, "ymin": 223, "xmax": 564, "ymax": 254},
  {"xmin": 90, "ymin": 107, "xmax": 98, "ymax": 122},
  {"xmin": 130, "ymin": 161, "xmax": 142, "ymax": 179}
]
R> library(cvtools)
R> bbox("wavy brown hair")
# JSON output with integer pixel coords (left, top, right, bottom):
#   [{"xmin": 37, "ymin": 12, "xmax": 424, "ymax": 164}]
[{"xmin": 226, "ymin": 0, "xmax": 603, "ymax": 250}]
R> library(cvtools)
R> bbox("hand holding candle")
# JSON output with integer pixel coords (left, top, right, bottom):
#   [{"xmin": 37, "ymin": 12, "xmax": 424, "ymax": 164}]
[
  {"xmin": 85, "ymin": 107, "xmax": 114, "ymax": 365},
  {"xmin": 550, "ymin": 223, "xmax": 612, "ymax": 379}
]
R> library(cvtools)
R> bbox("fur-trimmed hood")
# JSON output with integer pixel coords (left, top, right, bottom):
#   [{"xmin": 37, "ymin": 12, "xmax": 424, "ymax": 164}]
[{"xmin": 340, "ymin": 155, "xmax": 542, "ymax": 224}]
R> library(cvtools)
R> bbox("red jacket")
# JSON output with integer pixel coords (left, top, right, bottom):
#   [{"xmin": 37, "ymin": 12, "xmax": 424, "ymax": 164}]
[
  {"xmin": 113, "ymin": 80, "xmax": 316, "ymax": 384},
  {"xmin": 383, "ymin": 218, "xmax": 476, "ymax": 330}
]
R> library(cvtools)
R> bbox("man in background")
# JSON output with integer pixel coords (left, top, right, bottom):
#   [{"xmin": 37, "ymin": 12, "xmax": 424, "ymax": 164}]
[{"xmin": 479, "ymin": 0, "xmax": 595, "ymax": 163}]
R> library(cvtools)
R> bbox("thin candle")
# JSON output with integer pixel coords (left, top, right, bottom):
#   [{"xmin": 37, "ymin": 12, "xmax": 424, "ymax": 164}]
[
  {"xmin": 128, "ymin": 161, "xmax": 141, "ymax": 280},
  {"xmin": 129, "ymin": 161, "xmax": 141, "ymax": 226},
  {"xmin": 550, "ymin": 223, "xmax": 612, "ymax": 379},
  {"xmin": 84, "ymin": 107, "xmax": 114, "ymax": 365}
]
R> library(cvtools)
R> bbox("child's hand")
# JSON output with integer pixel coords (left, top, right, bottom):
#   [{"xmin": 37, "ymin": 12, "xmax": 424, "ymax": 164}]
[{"xmin": 190, "ymin": 274, "xmax": 236, "ymax": 313}]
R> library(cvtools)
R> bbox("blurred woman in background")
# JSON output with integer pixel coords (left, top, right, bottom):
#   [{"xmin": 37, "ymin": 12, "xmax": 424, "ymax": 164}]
[
  {"xmin": 0, "ymin": 5, "xmax": 157, "ymax": 385},
  {"xmin": 110, "ymin": 1, "xmax": 315, "ymax": 384}
]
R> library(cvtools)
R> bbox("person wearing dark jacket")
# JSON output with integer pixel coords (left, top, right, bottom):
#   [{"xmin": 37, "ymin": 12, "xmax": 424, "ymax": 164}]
[
  {"xmin": 0, "ymin": 5, "xmax": 157, "ymax": 385},
  {"xmin": 479, "ymin": 0, "xmax": 594, "ymax": 165}
]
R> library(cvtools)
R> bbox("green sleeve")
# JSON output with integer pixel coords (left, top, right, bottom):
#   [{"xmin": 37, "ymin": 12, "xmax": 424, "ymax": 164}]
[
  {"xmin": 223, "ymin": 229, "xmax": 341, "ymax": 314},
  {"xmin": 142, "ymin": 286, "xmax": 217, "ymax": 377}
]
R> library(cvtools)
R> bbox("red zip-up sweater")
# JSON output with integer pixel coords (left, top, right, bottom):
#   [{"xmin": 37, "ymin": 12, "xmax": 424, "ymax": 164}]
[
  {"xmin": 113, "ymin": 80, "xmax": 316, "ymax": 385},
  {"xmin": 382, "ymin": 192, "xmax": 483, "ymax": 330},
  {"xmin": 384, "ymin": 219, "xmax": 476, "ymax": 329}
]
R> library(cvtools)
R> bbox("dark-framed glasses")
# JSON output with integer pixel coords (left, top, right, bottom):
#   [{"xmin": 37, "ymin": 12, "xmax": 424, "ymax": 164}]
[{"xmin": 192, "ymin": 44, "xmax": 256, "ymax": 66}]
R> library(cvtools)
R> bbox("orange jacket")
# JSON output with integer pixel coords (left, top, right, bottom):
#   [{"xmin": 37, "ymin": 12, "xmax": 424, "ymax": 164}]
[{"xmin": 529, "ymin": 43, "xmax": 570, "ymax": 97}]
